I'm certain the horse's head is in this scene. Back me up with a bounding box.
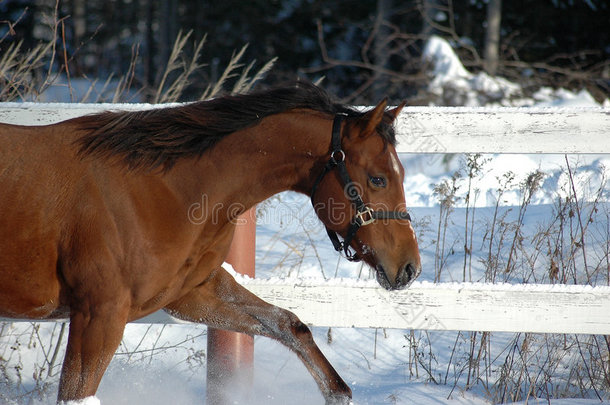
[311,100,421,290]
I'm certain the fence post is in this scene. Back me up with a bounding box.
[206,206,256,404]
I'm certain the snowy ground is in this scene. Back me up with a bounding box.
[1,36,609,404]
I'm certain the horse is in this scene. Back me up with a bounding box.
[0,82,421,404]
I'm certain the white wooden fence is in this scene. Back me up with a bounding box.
[1,103,609,335]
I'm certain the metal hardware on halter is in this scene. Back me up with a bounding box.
[310,113,412,262]
[355,206,376,226]
[330,149,345,163]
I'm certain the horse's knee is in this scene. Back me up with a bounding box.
[266,308,313,345]
[287,312,311,337]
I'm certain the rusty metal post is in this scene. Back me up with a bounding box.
[206,206,256,405]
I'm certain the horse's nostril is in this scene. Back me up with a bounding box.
[376,263,420,290]
[395,263,418,289]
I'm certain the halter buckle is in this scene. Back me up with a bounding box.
[355,206,376,226]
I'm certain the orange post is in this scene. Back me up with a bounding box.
[206,206,256,405]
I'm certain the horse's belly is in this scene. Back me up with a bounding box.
[0,247,63,319]
[0,296,62,319]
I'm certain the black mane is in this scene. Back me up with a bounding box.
[76,82,396,170]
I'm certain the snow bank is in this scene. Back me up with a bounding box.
[533,87,600,107]
[423,35,607,108]
[423,36,521,106]
[423,36,471,86]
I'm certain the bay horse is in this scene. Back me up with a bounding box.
[0,82,421,404]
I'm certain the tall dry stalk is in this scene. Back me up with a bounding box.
[0,40,53,101]
[153,32,276,103]
[432,172,460,282]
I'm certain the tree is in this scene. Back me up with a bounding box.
[483,0,501,76]
[372,0,392,100]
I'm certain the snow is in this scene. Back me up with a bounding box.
[423,36,521,107]
[59,398,101,405]
[423,36,472,87]
[230,260,610,293]
[423,36,607,108]
[33,77,142,103]
[1,101,181,110]
[403,153,610,208]
[532,88,601,107]
[1,36,609,405]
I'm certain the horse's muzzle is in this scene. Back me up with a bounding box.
[376,262,420,291]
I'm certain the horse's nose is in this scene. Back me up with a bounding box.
[394,262,420,290]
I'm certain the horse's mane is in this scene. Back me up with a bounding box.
[75,82,397,171]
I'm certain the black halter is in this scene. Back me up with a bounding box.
[310,114,412,262]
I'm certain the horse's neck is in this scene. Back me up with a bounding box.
[175,111,331,219]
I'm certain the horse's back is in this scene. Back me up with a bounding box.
[0,122,79,214]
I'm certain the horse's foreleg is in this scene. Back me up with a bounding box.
[165,267,352,405]
[57,299,129,402]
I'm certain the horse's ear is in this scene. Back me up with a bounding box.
[357,99,387,138]
[387,101,406,122]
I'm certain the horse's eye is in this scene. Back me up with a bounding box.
[369,175,387,188]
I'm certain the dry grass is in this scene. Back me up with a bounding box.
[0,40,53,101]
[0,21,275,104]
[414,154,610,403]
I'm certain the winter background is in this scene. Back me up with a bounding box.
[1,36,609,405]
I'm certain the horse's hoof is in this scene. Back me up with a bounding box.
[325,393,353,405]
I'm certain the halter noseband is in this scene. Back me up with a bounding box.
[310,114,412,262]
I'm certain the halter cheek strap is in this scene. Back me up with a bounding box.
[310,114,412,262]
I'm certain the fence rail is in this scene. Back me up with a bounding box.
[136,280,610,335]
[394,107,610,154]
[1,103,609,336]
[1,103,609,154]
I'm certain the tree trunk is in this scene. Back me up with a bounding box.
[144,0,156,98]
[72,0,86,45]
[421,0,438,37]
[372,0,392,100]
[484,0,502,76]
[159,0,178,71]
